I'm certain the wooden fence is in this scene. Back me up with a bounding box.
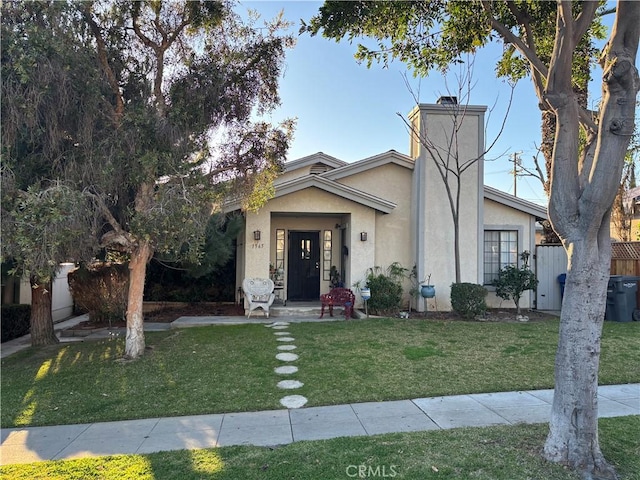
[610,242,640,276]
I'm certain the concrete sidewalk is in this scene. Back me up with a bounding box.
[2,384,638,465]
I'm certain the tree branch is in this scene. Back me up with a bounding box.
[78,3,124,124]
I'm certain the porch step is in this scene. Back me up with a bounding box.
[269,302,355,319]
[270,304,322,318]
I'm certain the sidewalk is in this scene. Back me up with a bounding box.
[2,384,638,465]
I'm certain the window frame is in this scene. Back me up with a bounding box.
[483,226,523,286]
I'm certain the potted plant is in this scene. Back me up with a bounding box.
[420,273,435,299]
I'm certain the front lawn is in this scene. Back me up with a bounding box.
[1,317,638,428]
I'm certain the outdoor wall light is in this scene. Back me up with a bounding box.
[253,230,261,241]
[360,232,367,241]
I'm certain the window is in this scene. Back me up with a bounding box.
[274,229,285,286]
[323,230,332,280]
[484,230,518,284]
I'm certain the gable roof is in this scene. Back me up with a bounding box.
[282,152,347,174]
[224,174,396,214]
[321,150,414,180]
[484,185,547,220]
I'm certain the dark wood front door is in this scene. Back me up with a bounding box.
[288,231,320,301]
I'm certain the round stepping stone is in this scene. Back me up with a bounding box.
[274,332,291,336]
[277,379,304,389]
[280,395,308,409]
[276,337,295,342]
[272,321,290,326]
[272,325,289,330]
[274,365,298,375]
[277,345,297,351]
[276,352,299,362]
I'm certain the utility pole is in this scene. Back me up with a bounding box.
[510,151,523,197]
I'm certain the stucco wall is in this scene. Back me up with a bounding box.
[412,103,486,311]
[276,166,312,184]
[335,163,414,273]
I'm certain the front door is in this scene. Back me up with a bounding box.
[288,231,320,301]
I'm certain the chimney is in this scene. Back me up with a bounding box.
[436,96,457,105]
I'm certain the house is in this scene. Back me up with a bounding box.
[224,99,548,312]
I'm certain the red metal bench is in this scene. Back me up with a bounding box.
[319,287,355,320]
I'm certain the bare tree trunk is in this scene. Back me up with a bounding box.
[124,240,152,359]
[544,223,614,479]
[543,4,639,478]
[29,277,59,346]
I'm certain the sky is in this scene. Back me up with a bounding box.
[240,1,614,206]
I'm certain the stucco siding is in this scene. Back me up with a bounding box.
[276,166,313,184]
[417,107,484,311]
[334,163,413,273]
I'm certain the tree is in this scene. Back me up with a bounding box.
[306,2,639,478]
[76,0,294,359]
[1,1,103,346]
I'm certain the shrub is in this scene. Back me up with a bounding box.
[450,282,488,318]
[1,304,31,342]
[68,263,129,323]
[359,263,406,316]
[493,251,538,316]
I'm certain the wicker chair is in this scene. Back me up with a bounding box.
[242,278,276,318]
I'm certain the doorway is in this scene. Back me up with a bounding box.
[288,231,320,301]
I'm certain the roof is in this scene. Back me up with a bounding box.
[320,150,414,180]
[224,174,396,214]
[484,186,548,220]
[282,152,347,174]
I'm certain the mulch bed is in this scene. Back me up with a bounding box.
[407,308,558,322]
[73,304,557,329]
[73,303,245,329]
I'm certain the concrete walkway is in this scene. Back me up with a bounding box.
[2,384,638,465]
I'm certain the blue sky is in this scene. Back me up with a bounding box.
[242,1,611,206]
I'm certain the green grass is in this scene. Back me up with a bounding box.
[1,318,639,428]
[1,417,638,479]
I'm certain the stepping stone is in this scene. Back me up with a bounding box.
[276,353,299,362]
[277,345,297,351]
[276,337,295,342]
[274,332,291,336]
[280,395,308,409]
[272,325,289,330]
[277,379,304,389]
[273,322,290,326]
[274,365,298,375]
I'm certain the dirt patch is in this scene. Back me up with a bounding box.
[74,303,245,328]
[145,303,244,322]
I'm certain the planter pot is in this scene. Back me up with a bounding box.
[360,287,371,301]
[420,285,435,299]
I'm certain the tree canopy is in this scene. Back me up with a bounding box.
[2,0,296,356]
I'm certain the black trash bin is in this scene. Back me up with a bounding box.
[606,275,638,322]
